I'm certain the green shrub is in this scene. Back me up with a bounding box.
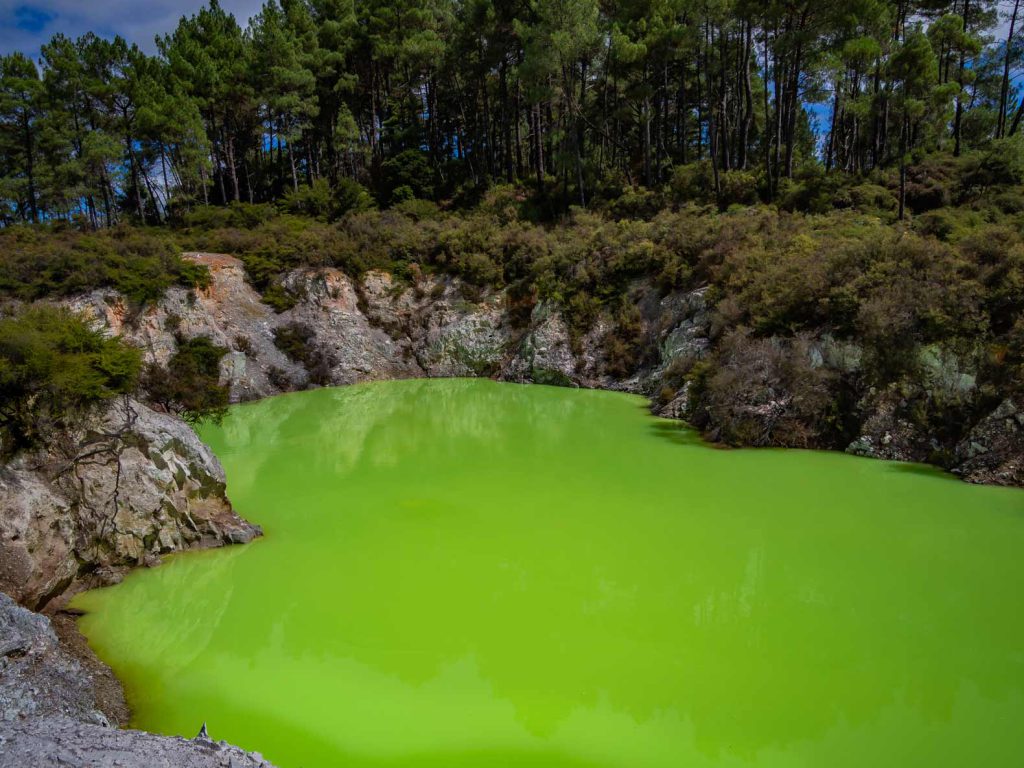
[777,172,846,214]
[848,183,898,218]
[669,162,713,204]
[334,178,376,217]
[273,322,335,385]
[381,150,435,203]
[717,171,759,207]
[966,136,1024,187]
[606,186,664,219]
[280,179,334,220]
[0,304,141,453]
[142,335,229,424]
[392,198,442,221]
[184,203,277,230]
[478,184,527,224]
[261,282,300,312]
[0,226,208,305]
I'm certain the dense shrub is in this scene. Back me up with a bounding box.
[605,186,665,219]
[280,179,335,220]
[846,184,898,219]
[380,150,435,204]
[604,303,648,377]
[142,335,229,424]
[964,136,1024,188]
[183,202,278,230]
[0,305,141,453]
[689,332,838,448]
[0,226,209,305]
[669,162,713,204]
[273,322,335,385]
[334,178,377,217]
[717,171,759,207]
[280,178,376,221]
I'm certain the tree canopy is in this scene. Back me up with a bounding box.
[1,0,1023,223]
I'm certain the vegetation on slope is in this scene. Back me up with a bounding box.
[0,226,209,306]
[0,305,141,455]
[1,142,1021,465]
[142,336,231,425]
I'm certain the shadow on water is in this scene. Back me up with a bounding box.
[880,460,961,482]
[647,420,716,449]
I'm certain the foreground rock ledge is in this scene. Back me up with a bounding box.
[0,592,277,768]
[0,718,276,768]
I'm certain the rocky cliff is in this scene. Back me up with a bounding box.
[0,395,260,611]
[67,252,677,399]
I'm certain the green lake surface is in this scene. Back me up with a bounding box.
[74,379,1024,767]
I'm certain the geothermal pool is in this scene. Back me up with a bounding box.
[75,379,1024,767]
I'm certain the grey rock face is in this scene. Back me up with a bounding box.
[0,593,104,726]
[656,385,692,420]
[1,582,277,767]
[917,344,978,396]
[0,397,260,610]
[505,303,578,386]
[845,386,934,463]
[71,254,715,404]
[69,254,306,402]
[281,267,422,384]
[954,399,1024,486]
[0,717,275,768]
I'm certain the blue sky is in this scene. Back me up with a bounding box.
[0,1,264,57]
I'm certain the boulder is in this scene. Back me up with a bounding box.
[845,386,935,463]
[954,399,1024,486]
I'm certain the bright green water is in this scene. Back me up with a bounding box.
[74,379,1024,767]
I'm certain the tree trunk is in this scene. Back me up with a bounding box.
[226,135,241,202]
[898,113,908,220]
[289,144,300,192]
[998,0,1021,137]
[954,0,971,155]
[20,111,37,223]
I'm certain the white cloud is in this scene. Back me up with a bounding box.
[0,1,265,58]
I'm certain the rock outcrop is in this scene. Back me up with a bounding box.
[71,253,713,402]
[0,718,276,768]
[0,593,275,768]
[845,385,935,464]
[0,396,260,610]
[954,398,1024,486]
[0,592,104,726]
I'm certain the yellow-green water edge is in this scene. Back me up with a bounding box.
[74,379,1024,767]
